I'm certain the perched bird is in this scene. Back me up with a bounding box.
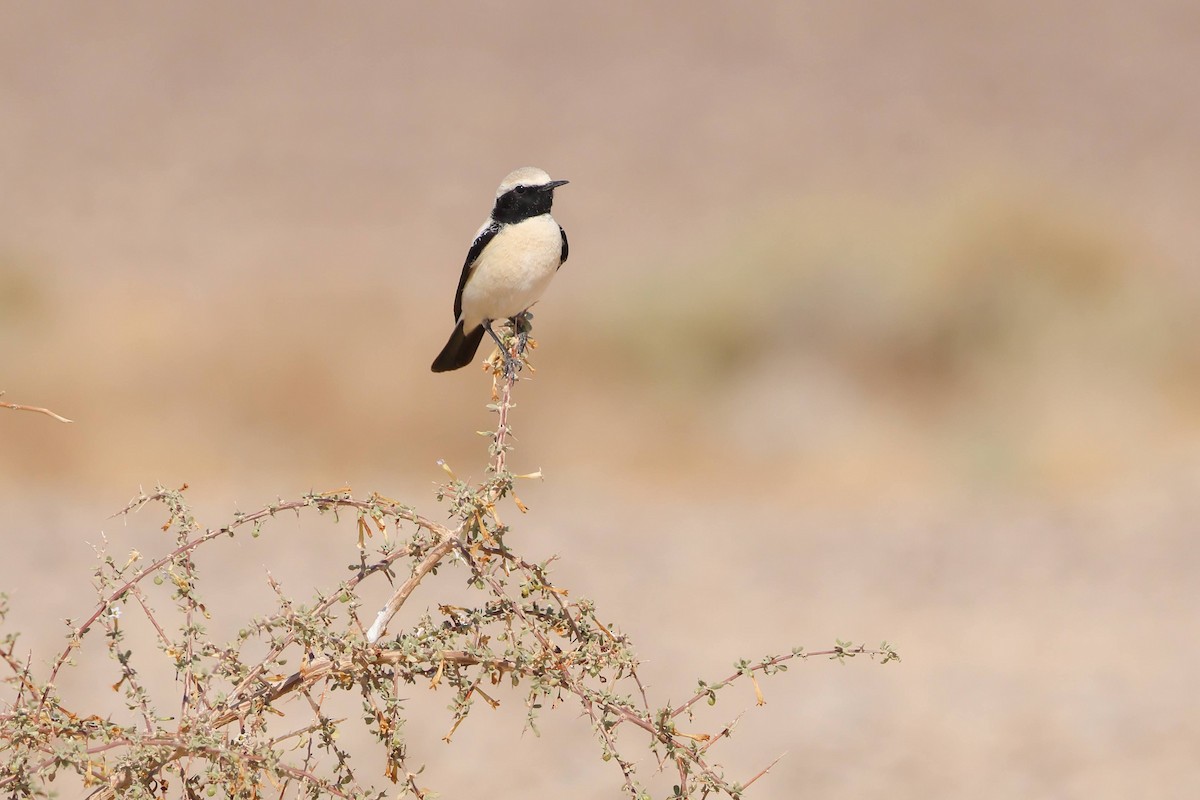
[431,167,569,373]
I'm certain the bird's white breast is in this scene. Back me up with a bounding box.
[459,213,562,328]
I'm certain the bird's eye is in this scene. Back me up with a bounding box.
[514,185,527,194]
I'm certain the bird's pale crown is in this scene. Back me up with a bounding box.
[495,166,556,197]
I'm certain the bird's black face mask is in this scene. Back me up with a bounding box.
[491,184,556,224]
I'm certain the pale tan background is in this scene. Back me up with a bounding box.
[2,2,1199,797]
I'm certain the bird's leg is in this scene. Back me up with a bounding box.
[511,311,533,359]
[483,320,519,379]
[482,319,508,354]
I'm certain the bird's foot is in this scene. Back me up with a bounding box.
[483,315,537,383]
[484,344,522,383]
[503,355,521,381]
[504,313,535,379]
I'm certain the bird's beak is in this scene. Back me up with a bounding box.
[541,179,569,191]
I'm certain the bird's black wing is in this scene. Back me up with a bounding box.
[558,225,569,269]
[453,221,501,321]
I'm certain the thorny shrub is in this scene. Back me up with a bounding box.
[0,335,898,799]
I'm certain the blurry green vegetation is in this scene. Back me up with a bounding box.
[0,256,45,327]
[598,189,1200,399]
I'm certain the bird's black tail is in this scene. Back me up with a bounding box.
[431,322,486,372]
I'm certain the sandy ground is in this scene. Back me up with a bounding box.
[2,3,1199,798]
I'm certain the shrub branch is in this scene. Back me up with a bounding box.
[0,390,73,423]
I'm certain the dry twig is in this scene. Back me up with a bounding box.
[0,390,73,423]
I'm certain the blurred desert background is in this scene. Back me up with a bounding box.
[3,2,1199,797]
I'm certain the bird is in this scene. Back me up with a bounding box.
[431,167,569,374]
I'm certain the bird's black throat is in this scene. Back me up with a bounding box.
[491,186,556,225]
